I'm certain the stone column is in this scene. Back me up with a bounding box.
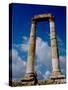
[49,16,61,76]
[21,19,37,85]
[26,20,36,74]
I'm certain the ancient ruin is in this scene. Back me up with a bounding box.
[12,13,65,86]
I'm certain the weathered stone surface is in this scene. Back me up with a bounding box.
[49,18,61,75]
[26,21,36,74]
[21,73,37,86]
[32,13,54,21]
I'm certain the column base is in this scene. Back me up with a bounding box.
[51,70,61,76]
[21,73,38,86]
[49,71,66,84]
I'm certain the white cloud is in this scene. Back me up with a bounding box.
[59,56,66,63]
[16,36,29,52]
[43,70,51,80]
[14,36,51,66]
[20,44,29,52]
[36,37,51,65]
[59,56,66,75]
[11,48,26,80]
[12,36,66,80]
[22,36,28,41]
[35,37,52,76]
[57,36,66,55]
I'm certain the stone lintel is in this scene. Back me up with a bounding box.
[32,13,54,22]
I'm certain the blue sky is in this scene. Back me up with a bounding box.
[11,3,66,80]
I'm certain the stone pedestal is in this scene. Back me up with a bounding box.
[21,73,37,85]
[50,75,65,84]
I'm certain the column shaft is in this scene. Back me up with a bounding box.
[26,20,36,73]
[49,17,60,74]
